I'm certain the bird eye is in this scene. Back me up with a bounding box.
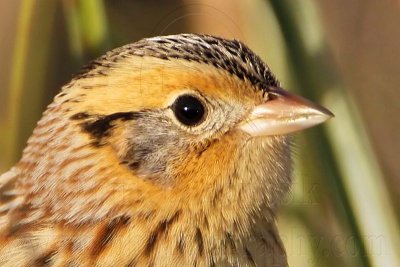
[172,94,206,126]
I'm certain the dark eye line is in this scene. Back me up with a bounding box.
[74,111,142,147]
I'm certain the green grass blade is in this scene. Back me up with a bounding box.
[6,0,35,166]
[268,0,371,266]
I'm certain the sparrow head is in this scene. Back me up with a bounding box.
[21,34,332,223]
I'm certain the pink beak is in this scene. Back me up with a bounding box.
[239,87,334,136]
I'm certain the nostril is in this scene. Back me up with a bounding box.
[267,93,279,101]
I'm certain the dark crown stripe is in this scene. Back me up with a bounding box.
[75,34,279,91]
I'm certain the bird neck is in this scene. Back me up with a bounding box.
[15,103,290,263]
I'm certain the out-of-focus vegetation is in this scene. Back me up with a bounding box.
[0,1,399,266]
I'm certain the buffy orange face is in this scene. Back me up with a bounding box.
[0,34,332,266]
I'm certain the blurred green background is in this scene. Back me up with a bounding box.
[0,1,399,266]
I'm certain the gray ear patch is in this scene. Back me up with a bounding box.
[121,111,185,185]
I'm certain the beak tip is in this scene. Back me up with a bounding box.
[308,106,334,127]
[314,113,333,126]
[317,107,335,120]
[319,106,335,118]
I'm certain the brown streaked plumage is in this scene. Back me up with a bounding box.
[0,34,332,266]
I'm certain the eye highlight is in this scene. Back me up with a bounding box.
[171,94,206,126]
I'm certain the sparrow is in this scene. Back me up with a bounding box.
[0,34,332,266]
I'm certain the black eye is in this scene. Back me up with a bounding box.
[172,95,206,126]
